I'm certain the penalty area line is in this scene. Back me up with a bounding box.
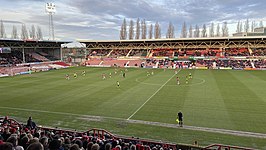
[127,69,181,120]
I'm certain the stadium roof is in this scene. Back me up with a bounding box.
[0,39,70,44]
[0,39,71,49]
[78,36,266,44]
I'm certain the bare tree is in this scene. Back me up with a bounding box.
[36,26,43,40]
[209,22,215,37]
[29,25,36,40]
[259,20,263,27]
[11,25,19,39]
[239,21,243,32]
[128,20,134,40]
[21,24,28,40]
[181,22,187,38]
[236,21,241,33]
[216,23,220,37]
[172,25,175,38]
[202,24,207,37]
[0,20,6,38]
[154,22,161,39]
[123,18,127,39]
[166,22,174,38]
[120,25,124,40]
[189,25,193,38]
[166,22,170,38]
[120,18,127,40]
[238,21,244,33]
[194,24,200,38]
[141,19,147,39]
[135,18,140,39]
[222,22,229,37]
[244,18,249,32]
[251,20,256,32]
[149,24,153,39]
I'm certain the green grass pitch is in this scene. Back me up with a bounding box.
[0,67,266,148]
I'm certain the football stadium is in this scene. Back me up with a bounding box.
[1,37,266,150]
[1,1,266,150]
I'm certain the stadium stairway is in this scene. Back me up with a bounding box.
[107,50,113,57]
[125,61,130,66]
[126,49,133,57]
[248,48,253,55]
[155,61,159,68]
[147,50,152,57]
[251,61,255,68]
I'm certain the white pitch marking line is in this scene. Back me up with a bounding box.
[136,77,205,87]
[0,106,123,121]
[127,69,181,120]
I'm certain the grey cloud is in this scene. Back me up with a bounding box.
[68,0,170,21]
[56,23,118,40]
[61,0,266,39]
[2,0,266,40]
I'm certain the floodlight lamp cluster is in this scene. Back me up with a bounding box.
[45,3,56,14]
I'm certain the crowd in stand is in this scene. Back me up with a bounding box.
[224,48,250,57]
[142,58,266,69]
[85,48,266,58]
[128,50,147,57]
[88,50,111,57]
[152,51,172,57]
[253,60,266,68]
[0,48,265,70]
[0,50,43,66]
[196,59,266,69]
[145,59,157,67]
[196,59,252,68]
[0,51,23,66]
[109,50,130,57]
[251,48,266,56]
[176,49,221,57]
[0,117,176,150]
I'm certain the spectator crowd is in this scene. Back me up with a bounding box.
[0,116,177,150]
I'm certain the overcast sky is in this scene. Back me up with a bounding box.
[1,0,266,41]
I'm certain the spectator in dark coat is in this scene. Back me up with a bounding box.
[26,117,36,130]
[49,139,61,150]
[70,144,79,150]
[0,142,13,150]
[26,142,44,150]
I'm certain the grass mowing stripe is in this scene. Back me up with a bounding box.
[233,71,266,103]
[194,70,235,130]
[127,69,181,120]
[212,70,266,133]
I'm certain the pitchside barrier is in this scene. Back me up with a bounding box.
[0,117,255,150]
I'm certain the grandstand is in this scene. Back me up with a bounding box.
[79,36,266,70]
[0,39,70,76]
